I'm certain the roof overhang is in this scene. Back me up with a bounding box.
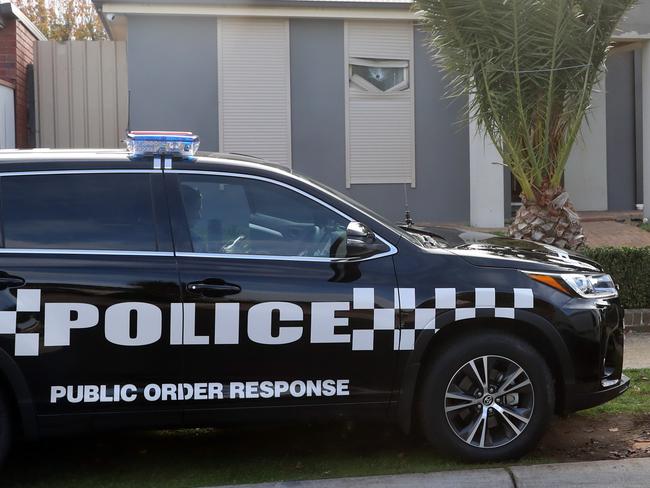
[93,0,650,44]
[0,1,47,40]
[94,0,417,21]
[94,0,418,40]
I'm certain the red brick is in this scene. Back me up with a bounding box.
[0,16,38,148]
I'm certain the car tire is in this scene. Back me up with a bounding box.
[419,331,554,462]
[0,388,12,466]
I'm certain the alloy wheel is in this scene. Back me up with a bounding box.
[444,355,535,449]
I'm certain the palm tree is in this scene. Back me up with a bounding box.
[414,0,636,249]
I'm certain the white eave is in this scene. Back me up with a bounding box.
[0,1,47,40]
[99,2,419,21]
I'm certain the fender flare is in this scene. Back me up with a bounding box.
[0,348,38,439]
[395,310,575,433]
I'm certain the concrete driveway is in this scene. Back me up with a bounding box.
[214,458,650,488]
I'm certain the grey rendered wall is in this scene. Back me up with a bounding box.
[290,20,346,191]
[635,50,645,205]
[619,0,650,37]
[126,16,219,151]
[606,51,638,211]
[290,20,469,224]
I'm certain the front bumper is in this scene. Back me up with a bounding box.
[566,374,630,412]
[559,296,627,413]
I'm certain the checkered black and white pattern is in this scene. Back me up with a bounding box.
[351,287,535,352]
[0,287,535,357]
[0,289,41,356]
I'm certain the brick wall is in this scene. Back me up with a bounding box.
[0,19,17,86]
[0,17,37,148]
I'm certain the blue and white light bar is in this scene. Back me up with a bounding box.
[126,131,200,158]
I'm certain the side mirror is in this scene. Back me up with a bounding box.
[346,222,389,258]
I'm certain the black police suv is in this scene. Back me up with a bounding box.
[0,132,629,464]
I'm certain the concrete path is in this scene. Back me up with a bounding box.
[215,458,650,488]
[624,332,650,369]
[582,221,650,248]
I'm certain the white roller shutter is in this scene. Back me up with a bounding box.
[218,18,292,167]
[0,84,15,149]
[346,20,415,186]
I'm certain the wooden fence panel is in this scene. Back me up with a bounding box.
[36,40,128,148]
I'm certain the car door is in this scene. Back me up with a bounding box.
[0,169,184,430]
[164,164,400,420]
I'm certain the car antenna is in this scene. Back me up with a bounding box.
[403,183,414,227]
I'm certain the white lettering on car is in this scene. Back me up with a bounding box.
[49,379,353,404]
[247,302,304,345]
[1,287,535,357]
[105,302,162,346]
[43,303,99,347]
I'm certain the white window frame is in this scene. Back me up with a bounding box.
[349,58,410,93]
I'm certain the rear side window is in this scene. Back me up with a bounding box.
[1,173,159,251]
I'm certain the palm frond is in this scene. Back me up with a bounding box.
[415,0,636,200]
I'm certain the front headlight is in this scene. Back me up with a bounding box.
[525,272,618,299]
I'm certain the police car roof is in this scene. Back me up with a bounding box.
[0,148,293,175]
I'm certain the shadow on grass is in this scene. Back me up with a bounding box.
[2,421,475,488]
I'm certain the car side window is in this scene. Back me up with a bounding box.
[177,174,349,258]
[0,173,159,251]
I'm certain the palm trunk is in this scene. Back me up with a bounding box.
[507,189,585,250]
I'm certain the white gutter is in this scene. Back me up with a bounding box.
[100,3,420,20]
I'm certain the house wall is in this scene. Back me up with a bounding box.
[126,16,470,223]
[289,19,346,189]
[606,50,638,211]
[0,17,37,148]
[565,77,609,212]
[126,16,219,151]
[619,1,650,38]
[635,50,645,205]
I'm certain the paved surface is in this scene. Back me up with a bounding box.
[509,458,650,488]
[439,211,650,248]
[215,458,650,488]
[579,210,643,222]
[582,221,650,248]
[624,332,650,369]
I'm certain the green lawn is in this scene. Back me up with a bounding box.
[640,223,650,233]
[579,369,650,415]
[2,370,648,488]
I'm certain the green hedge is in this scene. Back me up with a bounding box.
[583,247,650,309]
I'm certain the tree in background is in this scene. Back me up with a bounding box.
[414,0,635,250]
[15,0,106,41]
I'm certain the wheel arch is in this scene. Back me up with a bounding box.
[0,347,38,440]
[396,313,575,434]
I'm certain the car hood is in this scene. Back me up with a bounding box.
[400,224,602,273]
